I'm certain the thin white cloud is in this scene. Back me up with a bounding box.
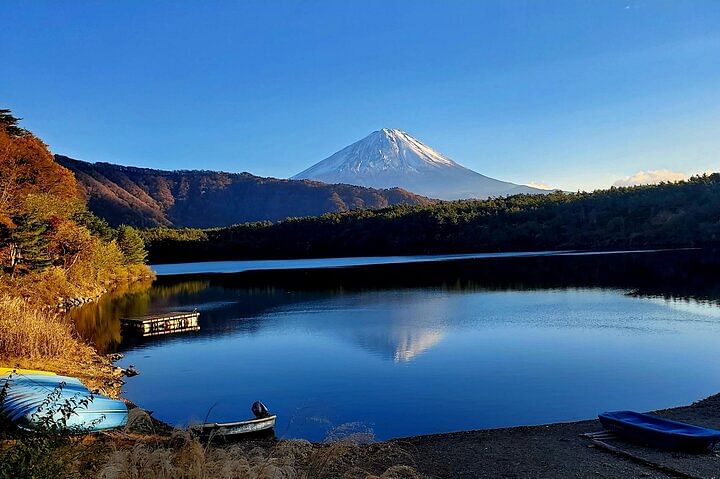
[526,181,554,190]
[612,169,689,187]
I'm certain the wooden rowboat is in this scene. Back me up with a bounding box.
[599,410,720,452]
[196,415,277,437]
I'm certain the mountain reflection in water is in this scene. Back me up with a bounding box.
[70,249,720,357]
[66,249,720,440]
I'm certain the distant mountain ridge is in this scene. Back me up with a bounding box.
[293,128,550,200]
[56,155,431,228]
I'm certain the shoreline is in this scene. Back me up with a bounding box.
[109,390,720,478]
[310,392,720,478]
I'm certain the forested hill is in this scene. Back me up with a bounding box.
[142,174,720,263]
[56,155,431,228]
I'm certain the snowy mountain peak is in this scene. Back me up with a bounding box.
[293,129,456,181]
[293,129,550,200]
[374,128,457,168]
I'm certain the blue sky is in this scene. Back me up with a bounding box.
[1,0,719,191]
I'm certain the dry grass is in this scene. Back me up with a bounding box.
[95,431,426,479]
[0,294,81,359]
[0,293,122,397]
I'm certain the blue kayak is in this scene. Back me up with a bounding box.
[0,373,128,432]
[599,410,720,452]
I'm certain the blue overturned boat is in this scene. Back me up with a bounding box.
[0,372,128,433]
[599,410,720,452]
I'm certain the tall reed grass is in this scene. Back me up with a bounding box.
[0,295,82,359]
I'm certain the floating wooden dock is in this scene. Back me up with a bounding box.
[120,311,200,336]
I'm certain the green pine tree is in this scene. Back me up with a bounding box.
[73,210,116,243]
[0,109,29,137]
[117,225,147,265]
[8,213,52,272]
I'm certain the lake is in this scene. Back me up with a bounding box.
[150,249,668,275]
[71,249,720,441]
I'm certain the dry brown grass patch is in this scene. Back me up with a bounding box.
[0,294,81,359]
[94,432,426,479]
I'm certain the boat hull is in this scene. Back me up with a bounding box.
[198,415,276,437]
[1,374,128,432]
[599,410,720,452]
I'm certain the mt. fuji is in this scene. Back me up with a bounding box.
[292,128,550,200]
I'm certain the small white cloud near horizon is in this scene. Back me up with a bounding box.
[612,169,689,187]
[527,181,554,190]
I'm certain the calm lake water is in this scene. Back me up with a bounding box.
[151,249,664,275]
[71,250,720,441]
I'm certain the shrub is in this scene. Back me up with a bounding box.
[0,432,79,479]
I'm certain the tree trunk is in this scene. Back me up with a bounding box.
[9,242,18,267]
[8,241,20,277]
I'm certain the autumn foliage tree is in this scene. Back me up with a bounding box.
[0,110,80,274]
[0,108,150,303]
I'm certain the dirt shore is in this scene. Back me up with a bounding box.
[345,393,720,478]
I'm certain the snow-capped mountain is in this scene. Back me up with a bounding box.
[292,128,550,200]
